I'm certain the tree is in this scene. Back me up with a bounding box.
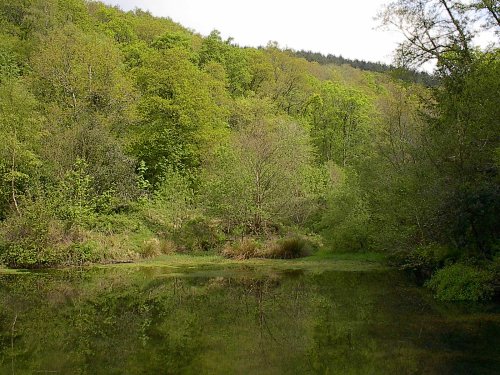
[203,98,322,234]
[199,30,252,96]
[305,81,371,166]
[378,0,475,71]
[261,44,313,115]
[30,24,138,199]
[0,80,43,218]
[31,24,134,121]
[132,46,229,184]
[379,0,500,257]
[321,167,372,252]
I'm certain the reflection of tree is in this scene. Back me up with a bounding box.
[1,268,495,374]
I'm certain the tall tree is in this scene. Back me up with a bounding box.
[0,80,43,218]
[379,0,500,257]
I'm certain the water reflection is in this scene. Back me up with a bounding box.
[0,266,499,374]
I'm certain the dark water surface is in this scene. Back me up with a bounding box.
[0,262,499,374]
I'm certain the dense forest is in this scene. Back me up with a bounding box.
[0,0,498,301]
[293,50,437,86]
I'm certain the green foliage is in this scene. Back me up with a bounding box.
[132,46,229,183]
[0,158,122,268]
[376,0,500,277]
[203,100,323,234]
[0,46,21,82]
[0,0,496,293]
[261,45,313,115]
[143,167,194,229]
[306,80,372,166]
[321,168,371,252]
[396,244,458,273]
[57,157,96,226]
[0,197,74,268]
[0,79,43,219]
[428,51,500,257]
[31,24,134,117]
[426,263,496,302]
[199,30,251,96]
[173,217,223,252]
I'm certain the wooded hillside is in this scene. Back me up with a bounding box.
[0,0,498,301]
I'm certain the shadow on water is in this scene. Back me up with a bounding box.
[0,264,499,374]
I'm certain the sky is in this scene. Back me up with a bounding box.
[101,0,403,65]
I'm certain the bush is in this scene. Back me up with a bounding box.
[0,198,78,268]
[426,263,496,302]
[140,238,177,258]
[141,238,162,258]
[265,236,316,259]
[221,238,260,259]
[173,217,223,252]
[67,241,101,265]
[221,235,317,260]
[393,244,460,283]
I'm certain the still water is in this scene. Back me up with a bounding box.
[0,261,499,374]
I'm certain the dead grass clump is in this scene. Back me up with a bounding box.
[221,238,260,259]
[159,239,178,255]
[141,238,162,258]
[264,236,314,259]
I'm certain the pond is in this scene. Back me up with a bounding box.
[0,259,499,374]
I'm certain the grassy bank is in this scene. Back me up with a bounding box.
[84,251,388,273]
[0,251,387,274]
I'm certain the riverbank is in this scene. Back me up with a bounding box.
[0,251,387,274]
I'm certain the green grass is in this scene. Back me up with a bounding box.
[0,265,25,274]
[1,250,387,274]
[307,250,386,262]
[98,251,387,273]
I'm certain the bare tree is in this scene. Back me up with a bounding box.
[378,0,499,71]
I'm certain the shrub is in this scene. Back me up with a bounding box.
[159,239,178,255]
[173,217,222,252]
[140,238,178,258]
[221,238,260,259]
[221,235,317,260]
[0,199,77,268]
[265,236,316,259]
[67,241,101,265]
[141,238,162,258]
[394,244,460,283]
[426,263,496,302]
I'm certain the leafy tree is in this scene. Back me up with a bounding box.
[132,46,229,184]
[321,167,371,252]
[31,24,134,120]
[379,0,500,258]
[203,99,321,233]
[0,80,43,218]
[261,44,313,115]
[305,81,372,166]
[199,30,252,96]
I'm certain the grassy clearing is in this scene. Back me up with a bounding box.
[307,251,386,262]
[1,250,387,274]
[0,265,25,274]
[100,251,387,274]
